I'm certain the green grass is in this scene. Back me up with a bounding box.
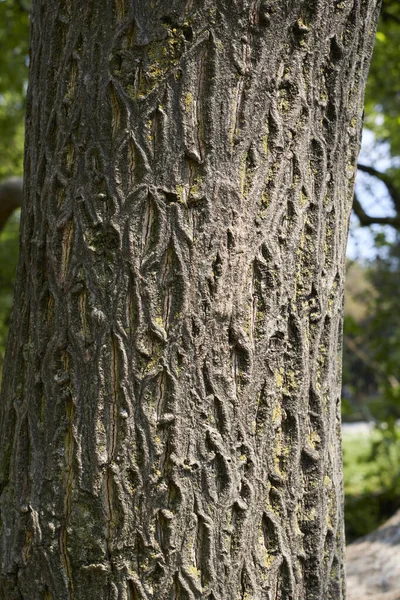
[343,430,378,495]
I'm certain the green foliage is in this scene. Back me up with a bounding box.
[0,1,29,372]
[342,262,379,421]
[343,427,400,542]
[365,239,400,420]
[0,210,20,377]
[343,244,400,540]
[364,1,400,153]
[0,0,29,178]
[341,2,400,537]
[343,241,400,425]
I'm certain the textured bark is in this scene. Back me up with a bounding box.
[0,1,380,599]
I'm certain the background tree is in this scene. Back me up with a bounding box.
[0,0,29,377]
[340,0,400,541]
[0,1,380,599]
[352,0,400,228]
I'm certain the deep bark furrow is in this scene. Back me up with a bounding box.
[0,1,380,599]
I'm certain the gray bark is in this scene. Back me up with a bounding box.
[0,1,380,599]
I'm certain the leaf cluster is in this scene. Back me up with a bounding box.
[365,0,400,156]
[0,0,29,178]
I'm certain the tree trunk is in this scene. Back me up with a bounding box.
[0,1,380,598]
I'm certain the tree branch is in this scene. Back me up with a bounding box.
[352,192,400,228]
[380,8,400,25]
[357,163,400,213]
